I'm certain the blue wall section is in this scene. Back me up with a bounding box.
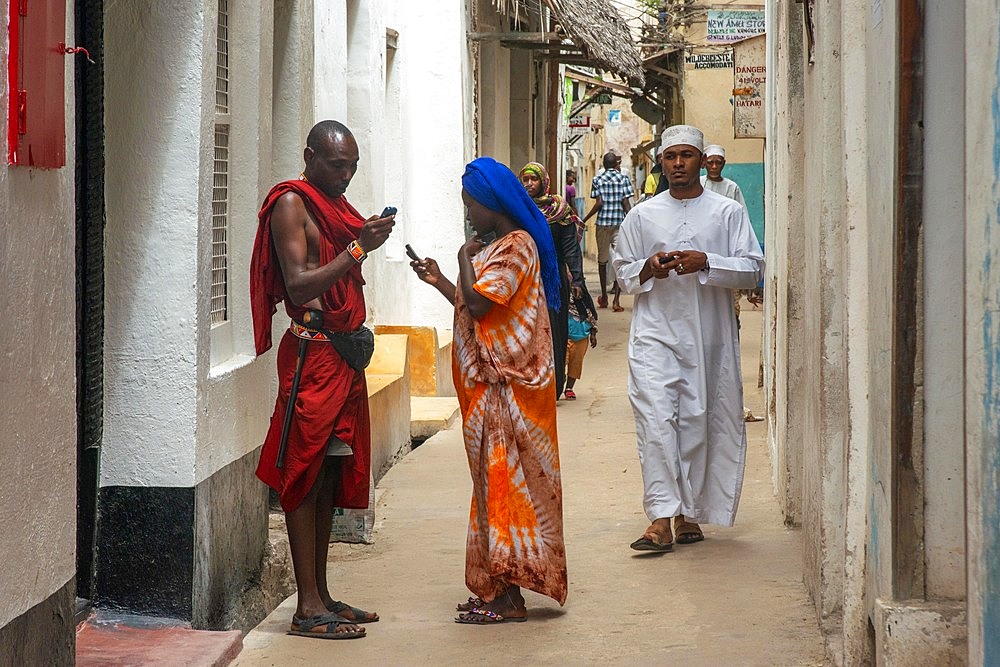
[702,162,765,244]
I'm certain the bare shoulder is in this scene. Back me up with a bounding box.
[272,191,307,225]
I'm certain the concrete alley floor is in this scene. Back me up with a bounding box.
[235,284,828,666]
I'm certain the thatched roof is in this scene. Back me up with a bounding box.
[491,0,646,87]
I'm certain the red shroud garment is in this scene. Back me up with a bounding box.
[250,178,371,512]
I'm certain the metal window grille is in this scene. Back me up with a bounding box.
[216,0,229,113]
[211,125,229,325]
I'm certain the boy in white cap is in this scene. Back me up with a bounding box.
[701,144,748,209]
[611,124,764,552]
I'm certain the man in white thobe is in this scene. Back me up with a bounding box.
[700,144,747,209]
[612,125,764,552]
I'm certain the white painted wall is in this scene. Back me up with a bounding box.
[198,0,279,484]
[0,5,77,629]
[104,1,275,488]
[384,0,472,330]
[103,2,206,487]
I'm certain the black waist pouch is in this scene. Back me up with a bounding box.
[326,325,375,371]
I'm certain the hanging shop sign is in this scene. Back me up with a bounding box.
[567,115,591,136]
[707,10,766,44]
[733,35,766,139]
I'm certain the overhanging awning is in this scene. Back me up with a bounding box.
[485,0,645,87]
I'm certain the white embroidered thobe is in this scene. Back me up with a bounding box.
[611,189,764,526]
[700,175,747,211]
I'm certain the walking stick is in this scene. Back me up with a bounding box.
[276,310,323,469]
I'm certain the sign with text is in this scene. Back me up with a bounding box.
[733,35,766,138]
[707,10,766,44]
[685,52,734,70]
[567,115,591,136]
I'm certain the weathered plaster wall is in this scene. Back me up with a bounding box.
[839,0,874,662]
[763,0,805,526]
[683,65,763,165]
[768,0,978,663]
[0,7,77,630]
[921,0,967,602]
[964,4,1000,664]
[681,0,764,166]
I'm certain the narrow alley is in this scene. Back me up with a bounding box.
[234,266,826,666]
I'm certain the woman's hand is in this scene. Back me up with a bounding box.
[459,235,485,260]
[589,330,598,349]
[410,257,443,286]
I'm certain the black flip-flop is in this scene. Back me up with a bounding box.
[630,536,674,552]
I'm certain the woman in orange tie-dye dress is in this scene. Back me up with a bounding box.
[410,157,568,624]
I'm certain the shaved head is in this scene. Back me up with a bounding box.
[307,120,353,151]
[603,151,620,169]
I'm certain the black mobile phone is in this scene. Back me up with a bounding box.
[404,244,420,261]
[659,254,678,265]
[380,206,397,218]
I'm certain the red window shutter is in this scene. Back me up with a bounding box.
[8,0,66,167]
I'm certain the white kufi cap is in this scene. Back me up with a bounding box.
[660,124,705,153]
[704,144,726,158]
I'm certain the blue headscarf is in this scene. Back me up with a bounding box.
[461,157,561,312]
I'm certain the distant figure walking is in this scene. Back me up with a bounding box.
[519,161,586,399]
[612,125,764,552]
[409,157,568,624]
[583,151,634,312]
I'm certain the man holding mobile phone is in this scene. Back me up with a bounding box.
[611,125,764,553]
[250,120,394,640]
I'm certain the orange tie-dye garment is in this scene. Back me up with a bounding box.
[452,229,568,605]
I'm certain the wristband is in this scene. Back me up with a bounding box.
[348,240,367,263]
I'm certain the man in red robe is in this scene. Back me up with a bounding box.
[250,120,395,639]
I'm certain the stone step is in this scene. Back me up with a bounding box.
[76,613,242,667]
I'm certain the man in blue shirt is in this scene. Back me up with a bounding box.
[583,151,634,311]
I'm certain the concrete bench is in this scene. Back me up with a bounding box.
[373,325,459,440]
[374,325,455,397]
[365,333,411,482]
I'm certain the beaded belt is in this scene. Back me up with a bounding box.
[289,319,329,341]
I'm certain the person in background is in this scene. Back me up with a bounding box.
[564,284,598,401]
[701,144,747,209]
[565,169,577,204]
[642,147,664,200]
[582,151,634,312]
[520,161,586,399]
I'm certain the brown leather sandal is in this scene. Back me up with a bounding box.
[674,515,705,544]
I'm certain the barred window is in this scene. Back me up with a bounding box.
[210,125,229,325]
[216,0,229,113]
[211,0,230,326]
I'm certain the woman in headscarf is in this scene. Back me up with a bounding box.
[519,161,588,399]
[409,157,568,624]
